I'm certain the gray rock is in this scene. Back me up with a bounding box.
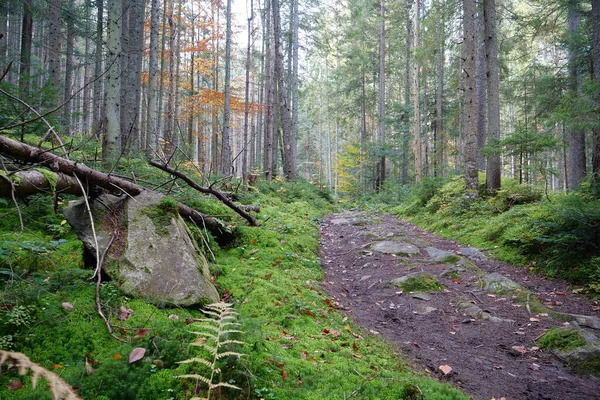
[452,297,514,323]
[458,247,487,260]
[425,247,460,263]
[330,218,350,225]
[372,241,420,255]
[483,272,521,292]
[65,191,219,306]
[440,265,466,278]
[359,275,372,282]
[412,293,432,301]
[415,305,438,315]
[390,271,428,285]
[546,327,600,374]
[564,314,600,330]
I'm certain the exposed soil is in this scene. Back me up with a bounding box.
[319,210,600,400]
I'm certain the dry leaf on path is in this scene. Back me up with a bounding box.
[128,347,146,363]
[439,365,453,375]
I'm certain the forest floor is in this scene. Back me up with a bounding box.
[319,210,600,400]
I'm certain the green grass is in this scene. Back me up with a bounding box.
[538,327,586,351]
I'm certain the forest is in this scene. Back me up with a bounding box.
[1,0,600,399]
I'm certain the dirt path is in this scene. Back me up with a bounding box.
[319,210,600,400]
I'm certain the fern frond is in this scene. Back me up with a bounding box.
[215,351,245,359]
[0,350,82,400]
[177,374,212,385]
[218,340,245,346]
[188,331,218,341]
[177,357,213,368]
[210,381,241,390]
[189,342,217,353]
[194,324,220,333]
[221,329,244,334]
[200,309,222,318]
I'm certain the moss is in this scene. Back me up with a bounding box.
[35,169,58,195]
[141,199,178,236]
[539,327,586,351]
[393,273,445,293]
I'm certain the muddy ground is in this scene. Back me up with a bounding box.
[319,210,600,400]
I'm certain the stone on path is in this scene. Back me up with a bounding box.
[440,265,466,278]
[452,297,514,323]
[372,241,419,255]
[483,272,521,292]
[425,247,460,262]
[330,218,350,225]
[412,293,432,301]
[458,247,488,260]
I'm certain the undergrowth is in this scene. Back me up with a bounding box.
[0,170,467,399]
[365,174,600,295]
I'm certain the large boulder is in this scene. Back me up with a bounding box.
[64,191,219,306]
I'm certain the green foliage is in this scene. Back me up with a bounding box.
[538,327,586,351]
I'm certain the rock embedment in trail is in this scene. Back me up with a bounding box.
[320,210,600,400]
[371,241,420,256]
[64,191,219,306]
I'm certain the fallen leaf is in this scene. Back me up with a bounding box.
[168,314,179,320]
[297,379,303,386]
[282,370,288,381]
[301,351,307,360]
[275,301,281,307]
[529,317,541,322]
[369,329,380,335]
[152,359,164,369]
[128,347,146,363]
[133,329,148,341]
[194,337,207,344]
[439,365,453,375]
[113,353,123,360]
[332,331,341,338]
[119,327,128,336]
[61,302,73,310]
[249,248,259,255]
[8,380,23,391]
[52,363,65,369]
[85,359,95,376]
[513,331,526,335]
[493,365,504,370]
[511,345,528,354]
[353,341,359,350]
[119,306,133,321]
[352,354,362,359]
[529,363,541,371]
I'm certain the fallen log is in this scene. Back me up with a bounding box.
[148,160,259,226]
[0,169,84,197]
[0,135,235,244]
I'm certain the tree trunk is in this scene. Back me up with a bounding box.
[592,0,600,182]
[63,15,75,137]
[291,0,299,181]
[567,2,586,191]
[264,0,274,181]
[48,0,62,90]
[434,2,444,177]
[273,0,294,180]
[403,0,411,184]
[222,0,233,176]
[146,0,160,158]
[242,0,254,190]
[463,0,479,194]
[103,0,123,170]
[485,0,501,192]
[413,0,422,183]
[92,0,104,138]
[18,0,33,141]
[377,0,386,190]
[475,6,487,171]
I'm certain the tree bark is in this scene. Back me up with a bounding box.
[413,0,422,183]
[463,0,479,194]
[592,0,600,182]
[48,0,62,89]
[475,6,487,171]
[103,0,122,170]
[63,14,75,137]
[377,0,386,190]
[434,2,444,177]
[222,0,233,175]
[484,0,501,192]
[242,0,254,190]
[567,2,586,191]
[146,0,160,158]
[92,0,104,138]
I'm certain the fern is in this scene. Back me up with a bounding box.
[0,350,82,400]
[178,302,245,400]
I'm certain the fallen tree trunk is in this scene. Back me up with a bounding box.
[0,169,84,197]
[0,135,235,244]
[148,160,259,226]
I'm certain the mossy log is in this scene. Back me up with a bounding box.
[0,135,235,244]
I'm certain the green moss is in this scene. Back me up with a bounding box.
[35,169,58,195]
[141,199,179,236]
[392,273,445,293]
[539,327,586,351]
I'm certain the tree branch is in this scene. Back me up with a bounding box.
[148,160,259,227]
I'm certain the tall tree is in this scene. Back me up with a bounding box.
[413,0,422,183]
[273,0,294,180]
[103,0,122,169]
[48,0,62,90]
[92,0,104,137]
[484,0,501,192]
[567,0,586,190]
[242,0,255,190]
[463,0,479,194]
[434,0,445,177]
[146,0,160,157]
[222,0,233,175]
[63,13,75,136]
[376,0,386,190]
[592,0,600,183]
